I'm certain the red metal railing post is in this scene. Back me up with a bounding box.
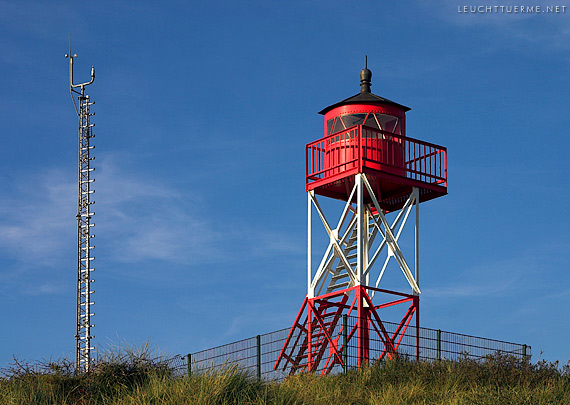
[444,151,447,187]
[305,145,309,186]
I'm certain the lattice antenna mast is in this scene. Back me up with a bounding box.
[65,44,95,373]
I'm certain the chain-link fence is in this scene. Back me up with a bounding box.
[166,316,530,381]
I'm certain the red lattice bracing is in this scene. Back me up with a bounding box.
[274,285,419,375]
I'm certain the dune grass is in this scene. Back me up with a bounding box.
[1,346,568,404]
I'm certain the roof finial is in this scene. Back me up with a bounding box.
[360,55,372,93]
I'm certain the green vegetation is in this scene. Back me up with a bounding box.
[1,346,569,404]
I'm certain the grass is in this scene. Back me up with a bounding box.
[1,346,569,404]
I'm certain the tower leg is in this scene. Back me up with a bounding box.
[308,191,313,298]
[413,187,420,362]
[277,177,423,375]
[308,306,313,372]
[356,285,370,367]
[415,296,420,362]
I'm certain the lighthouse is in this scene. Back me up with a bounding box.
[275,59,447,374]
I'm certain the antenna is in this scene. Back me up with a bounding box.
[66,38,96,374]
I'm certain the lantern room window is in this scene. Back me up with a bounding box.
[327,113,401,136]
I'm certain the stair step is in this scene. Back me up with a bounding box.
[327,281,350,291]
[320,312,338,318]
[310,322,333,329]
[334,262,357,271]
[331,273,349,281]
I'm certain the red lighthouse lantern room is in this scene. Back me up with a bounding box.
[275,59,447,375]
[321,67,408,185]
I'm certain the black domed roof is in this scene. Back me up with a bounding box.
[319,91,411,115]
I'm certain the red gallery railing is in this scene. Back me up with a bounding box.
[306,125,447,189]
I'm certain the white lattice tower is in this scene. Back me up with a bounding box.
[66,47,96,373]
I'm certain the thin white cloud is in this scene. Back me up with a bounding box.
[0,168,75,265]
[94,153,304,267]
[423,254,549,299]
[424,283,511,298]
[420,0,570,55]
[0,152,304,291]
[93,153,233,265]
[515,287,570,317]
[31,282,67,295]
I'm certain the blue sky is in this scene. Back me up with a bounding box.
[0,0,568,367]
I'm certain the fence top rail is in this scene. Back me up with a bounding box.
[420,326,530,347]
[188,327,291,357]
[345,317,529,349]
[188,336,257,357]
[187,321,527,358]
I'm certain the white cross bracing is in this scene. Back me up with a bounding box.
[307,173,420,299]
[76,94,95,373]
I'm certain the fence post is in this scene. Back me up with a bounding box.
[343,314,348,372]
[522,344,527,361]
[187,353,191,377]
[436,330,441,361]
[256,335,261,381]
